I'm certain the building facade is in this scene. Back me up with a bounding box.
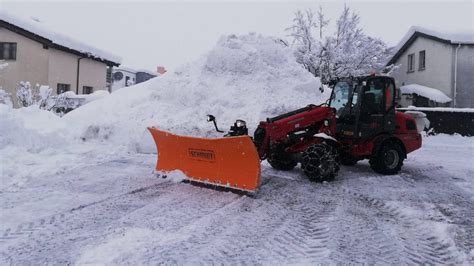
[0,12,120,107]
[387,27,474,108]
[111,67,157,92]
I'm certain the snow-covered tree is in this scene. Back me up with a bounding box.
[287,5,393,83]
[316,6,329,39]
[16,81,34,107]
[37,85,53,109]
[286,9,325,76]
[15,81,55,109]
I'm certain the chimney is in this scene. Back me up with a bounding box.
[157,66,167,75]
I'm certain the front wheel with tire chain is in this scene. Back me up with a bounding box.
[369,141,405,175]
[301,143,339,182]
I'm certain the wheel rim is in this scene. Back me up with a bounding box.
[384,150,399,169]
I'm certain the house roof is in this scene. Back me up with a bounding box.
[386,26,474,65]
[0,11,121,66]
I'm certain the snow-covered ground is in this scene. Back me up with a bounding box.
[1,33,473,264]
[1,134,472,264]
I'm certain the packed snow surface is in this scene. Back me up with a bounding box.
[400,83,452,103]
[0,10,121,64]
[1,133,473,264]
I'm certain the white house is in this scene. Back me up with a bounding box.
[387,26,474,108]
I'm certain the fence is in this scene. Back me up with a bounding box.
[397,107,474,136]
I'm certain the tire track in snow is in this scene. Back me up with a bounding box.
[404,165,474,262]
[141,176,333,265]
[0,181,182,264]
[263,201,334,264]
[342,188,461,264]
[140,194,250,264]
[203,177,335,265]
[0,181,173,245]
[326,188,402,264]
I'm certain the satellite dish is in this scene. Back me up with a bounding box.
[113,71,124,81]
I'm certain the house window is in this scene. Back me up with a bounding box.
[419,50,426,70]
[57,83,70,94]
[0,42,17,60]
[407,53,415,72]
[83,86,93,94]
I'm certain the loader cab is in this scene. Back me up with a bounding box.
[329,76,396,139]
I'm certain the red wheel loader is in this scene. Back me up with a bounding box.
[148,75,422,193]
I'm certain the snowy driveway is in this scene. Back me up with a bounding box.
[1,135,473,264]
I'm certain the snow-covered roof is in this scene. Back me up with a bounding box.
[113,66,157,76]
[114,66,137,74]
[136,69,158,76]
[387,26,474,65]
[0,10,121,65]
[400,83,452,103]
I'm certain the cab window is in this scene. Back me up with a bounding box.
[362,79,384,114]
[330,81,351,115]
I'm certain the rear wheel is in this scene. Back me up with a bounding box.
[267,153,297,171]
[370,141,404,175]
[301,143,339,182]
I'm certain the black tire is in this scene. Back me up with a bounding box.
[369,141,404,175]
[301,143,339,182]
[267,153,297,171]
[340,154,358,166]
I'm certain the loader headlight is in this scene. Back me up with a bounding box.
[235,120,246,128]
[324,119,330,127]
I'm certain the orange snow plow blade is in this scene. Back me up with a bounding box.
[148,127,261,193]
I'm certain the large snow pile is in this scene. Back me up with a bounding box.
[1,33,329,189]
[64,33,330,152]
[400,84,452,103]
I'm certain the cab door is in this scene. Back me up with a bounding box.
[356,77,396,139]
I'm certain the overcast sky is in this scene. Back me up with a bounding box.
[2,1,473,71]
